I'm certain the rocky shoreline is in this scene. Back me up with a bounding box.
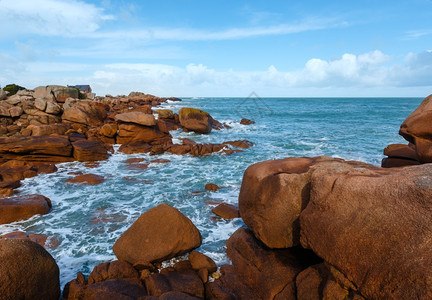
[0,88,431,299]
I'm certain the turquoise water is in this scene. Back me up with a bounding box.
[0,97,422,287]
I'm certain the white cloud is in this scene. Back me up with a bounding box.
[1,50,431,97]
[0,0,114,37]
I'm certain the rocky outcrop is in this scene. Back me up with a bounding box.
[236,156,432,299]
[207,228,317,300]
[62,99,107,126]
[113,204,202,265]
[0,135,73,158]
[211,203,240,220]
[114,111,156,126]
[72,140,110,161]
[0,239,60,299]
[0,194,52,224]
[178,107,213,134]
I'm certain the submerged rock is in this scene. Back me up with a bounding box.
[113,204,202,264]
[65,173,105,185]
[211,203,240,220]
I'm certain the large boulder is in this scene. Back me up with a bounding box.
[72,140,110,161]
[399,94,432,163]
[49,85,79,102]
[116,123,170,144]
[0,194,52,225]
[62,99,107,126]
[178,107,213,134]
[300,160,432,299]
[113,204,202,264]
[115,112,156,126]
[27,124,70,136]
[238,157,323,248]
[0,135,73,157]
[0,239,60,299]
[0,89,7,100]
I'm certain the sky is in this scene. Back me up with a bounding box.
[0,0,431,97]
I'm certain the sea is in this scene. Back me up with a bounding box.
[0,96,423,287]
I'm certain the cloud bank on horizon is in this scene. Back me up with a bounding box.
[0,0,431,97]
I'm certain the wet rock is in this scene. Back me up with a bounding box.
[65,173,105,185]
[156,109,175,119]
[165,144,192,155]
[205,183,220,191]
[223,140,254,149]
[211,203,240,220]
[151,158,170,164]
[178,107,213,134]
[72,139,110,161]
[115,111,156,126]
[156,118,182,133]
[118,141,152,154]
[0,194,52,224]
[113,204,202,264]
[240,118,255,125]
[0,239,60,300]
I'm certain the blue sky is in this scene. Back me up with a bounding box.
[0,0,431,97]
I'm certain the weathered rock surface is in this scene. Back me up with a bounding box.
[115,111,156,126]
[0,135,72,157]
[117,123,170,144]
[300,160,432,299]
[178,107,213,134]
[113,204,202,264]
[207,228,316,300]
[0,239,60,299]
[0,194,52,224]
[62,99,107,126]
[28,123,70,136]
[72,140,110,161]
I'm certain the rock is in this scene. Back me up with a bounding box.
[144,265,204,298]
[0,89,6,100]
[33,86,55,101]
[211,203,240,220]
[165,144,192,155]
[207,228,315,300]
[238,157,321,248]
[223,140,254,149]
[50,86,79,102]
[45,101,62,115]
[117,123,170,144]
[157,119,182,133]
[150,158,170,164]
[156,109,175,119]
[35,97,48,111]
[88,260,139,284]
[9,105,23,117]
[115,112,156,126]
[62,99,107,126]
[381,157,421,168]
[383,143,419,161]
[72,140,110,161]
[65,173,105,185]
[0,239,60,300]
[118,141,152,154]
[0,102,12,116]
[205,183,220,191]
[178,107,213,134]
[240,118,255,125]
[1,231,28,239]
[299,160,432,299]
[99,123,118,138]
[399,94,432,163]
[28,124,70,136]
[113,204,202,264]
[0,135,73,157]
[188,251,217,273]
[0,194,52,224]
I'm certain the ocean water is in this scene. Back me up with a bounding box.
[0,97,423,287]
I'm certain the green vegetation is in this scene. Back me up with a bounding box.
[3,84,25,96]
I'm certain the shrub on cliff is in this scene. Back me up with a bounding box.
[3,84,25,95]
